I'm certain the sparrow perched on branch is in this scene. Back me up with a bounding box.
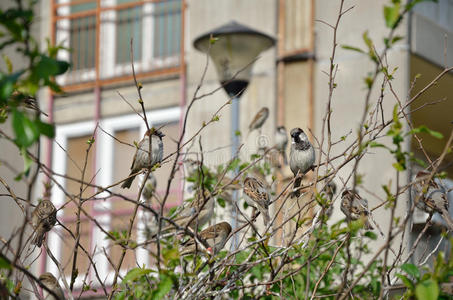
[142,173,157,201]
[289,128,315,197]
[248,107,269,133]
[413,171,453,230]
[165,189,214,231]
[243,177,271,226]
[121,129,164,189]
[340,190,373,230]
[322,181,337,217]
[275,126,288,165]
[179,222,232,256]
[31,199,57,247]
[39,272,64,300]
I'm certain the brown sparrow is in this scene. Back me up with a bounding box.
[179,222,232,256]
[413,171,453,230]
[142,173,157,201]
[165,189,214,231]
[39,272,64,300]
[275,126,288,165]
[121,129,164,189]
[32,199,57,247]
[248,107,269,132]
[340,190,373,230]
[289,128,315,197]
[243,177,271,226]
[322,181,337,217]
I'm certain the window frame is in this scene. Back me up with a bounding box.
[54,0,183,87]
[48,106,181,290]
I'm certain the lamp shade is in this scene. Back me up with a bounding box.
[193,21,275,97]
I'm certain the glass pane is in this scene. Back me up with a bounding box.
[108,217,138,272]
[69,0,96,71]
[116,0,143,64]
[65,134,96,206]
[153,0,182,59]
[61,134,96,277]
[112,128,141,194]
[109,128,141,272]
[60,219,92,277]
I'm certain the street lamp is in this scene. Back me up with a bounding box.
[193,20,275,248]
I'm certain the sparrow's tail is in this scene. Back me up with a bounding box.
[292,176,302,198]
[441,208,453,231]
[32,230,44,247]
[121,174,136,189]
[364,218,374,231]
[259,208,271,227]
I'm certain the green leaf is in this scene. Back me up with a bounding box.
[0,71,23,102]
[395,273,414,290]
[0,256,11,269]
[415,279,439,300]
[401,263,420,279]
[35,119,55,138]
[12,110,39,147]
[2,54,13,73]
[341,45,364,53]
[392,162,405,171]
[217,197,226,208]
[369,142,387,148]
[123,267,152,282]
[151,275,172,300]
[162,248,179,263]
[364,231,377,240]
[384,3,401,28]
[21,148,33,174]
[410,125,444,139]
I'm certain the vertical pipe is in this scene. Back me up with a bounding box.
[41,0,57,275]
[177,0,186,205]
[230,96,240,250]
[275,0,286,245]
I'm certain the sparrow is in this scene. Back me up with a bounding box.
[39,272,64,300]
[289,128,315,197]
[413,171,453,230]
[165,189,214,231]
[179,222,232,256]
[32,199,57,247]
[243,177,271,226]
[275,126,288,165]
[248,107,269,133]
[340,189,373,230]
[322,181,337,217]
[121,129,164,189]
[142,173,157,201]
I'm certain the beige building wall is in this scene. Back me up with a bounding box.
[314,0,411,254]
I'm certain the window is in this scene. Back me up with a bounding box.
[54,0,183,86]
[69,1,97,71]
[48,107,181,291]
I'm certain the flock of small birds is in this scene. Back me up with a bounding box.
[30,107,452,299]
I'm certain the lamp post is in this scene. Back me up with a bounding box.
[193,21,275,248]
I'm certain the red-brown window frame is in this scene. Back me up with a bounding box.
[50,0,186,93]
